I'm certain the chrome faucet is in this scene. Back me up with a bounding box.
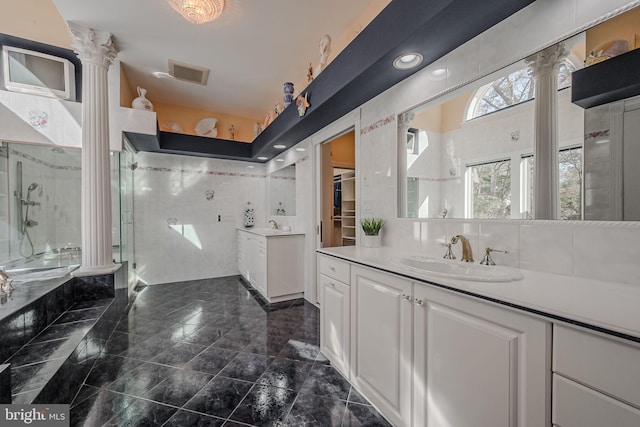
[451,235,474,262]
[268,219,279,230]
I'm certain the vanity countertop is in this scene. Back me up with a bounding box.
[318,246,640,341]
[238,227,305,237]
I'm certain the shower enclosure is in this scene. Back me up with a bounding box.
[0,141,135,288]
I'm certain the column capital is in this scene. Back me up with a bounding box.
[398,112,415,132]
[525,43,567,77]
[69,23,117,69]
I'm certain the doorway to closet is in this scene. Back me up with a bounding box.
[320,130,356,248]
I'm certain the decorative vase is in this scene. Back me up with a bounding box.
[361,234,382,248]
[132,87,154,111]
[244,202,255,228]
[283,82,294,107]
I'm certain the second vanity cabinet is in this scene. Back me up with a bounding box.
[237,229,304,302]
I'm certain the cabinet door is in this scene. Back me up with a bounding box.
[414,285,550,427]
[320,274,350,378]
[237,232,249,280]
[254,240,267,295]
[351,266,412,427]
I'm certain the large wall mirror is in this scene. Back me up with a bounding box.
[398,6,640,221]
[269,163,296,216]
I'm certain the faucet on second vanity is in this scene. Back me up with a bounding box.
[450,235,474,262]
[268,219,279,230]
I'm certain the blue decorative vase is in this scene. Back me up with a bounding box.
[283,82,294,107]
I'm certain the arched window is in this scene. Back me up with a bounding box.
[465,61,576,121]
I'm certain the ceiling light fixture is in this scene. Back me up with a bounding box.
[276,159,285,162]
[257,156,268,161]
[273,144,287,149]
[167,0,225,24]
[152,71,174,79]
[295,147,306,152]
[393,53,423,70]
[430,68,449,80]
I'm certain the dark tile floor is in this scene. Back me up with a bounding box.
[70,276,391,427]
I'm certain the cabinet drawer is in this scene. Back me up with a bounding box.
[553,325,640,407]
[319,255,350,283]
[553,374,640,427]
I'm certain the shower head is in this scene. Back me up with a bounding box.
[27,183,38,192]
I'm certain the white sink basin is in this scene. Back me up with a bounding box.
[398,256,523,282]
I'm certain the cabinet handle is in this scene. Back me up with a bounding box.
[402,294,412,301]
[415,298,424,306]
[330,266,336,272]
[330,282,336,288]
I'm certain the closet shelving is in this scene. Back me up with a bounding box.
[340,170,356,246]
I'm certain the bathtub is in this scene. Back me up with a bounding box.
[1,249,81,283]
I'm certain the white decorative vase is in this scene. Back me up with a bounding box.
[132,87,154,111]
[361,234,382,248]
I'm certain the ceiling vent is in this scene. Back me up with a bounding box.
[168,59,210,85]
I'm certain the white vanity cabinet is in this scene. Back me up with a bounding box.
[237,229,304,302]
[350,265,413,427]
[319,255,351,378]
[413,285,551,427]
[552,325,640,427]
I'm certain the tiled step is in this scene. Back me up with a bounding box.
[7,299,118,404]
[0,263,130,404]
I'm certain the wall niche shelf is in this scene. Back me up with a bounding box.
[572,48,640,109]
[125,0,534,162]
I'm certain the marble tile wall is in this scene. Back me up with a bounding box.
[133,151,268,285]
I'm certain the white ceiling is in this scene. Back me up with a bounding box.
[52,0,385,120]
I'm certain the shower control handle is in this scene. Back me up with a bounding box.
[24,219,38,228]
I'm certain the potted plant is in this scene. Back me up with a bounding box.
[360,218,384,248]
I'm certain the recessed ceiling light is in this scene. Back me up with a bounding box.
[247,165,255,169]
[393,53,423,70]
[295,147,306,152]
[257,156,268,161]
[273,144,287,149]
[276,159,285,162]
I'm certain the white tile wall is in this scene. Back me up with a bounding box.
[133,151,267,285]
[572,224,640,284]
[519,222,574,275]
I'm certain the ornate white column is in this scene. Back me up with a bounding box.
[69,23,118,274]
[525,43,567,220]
